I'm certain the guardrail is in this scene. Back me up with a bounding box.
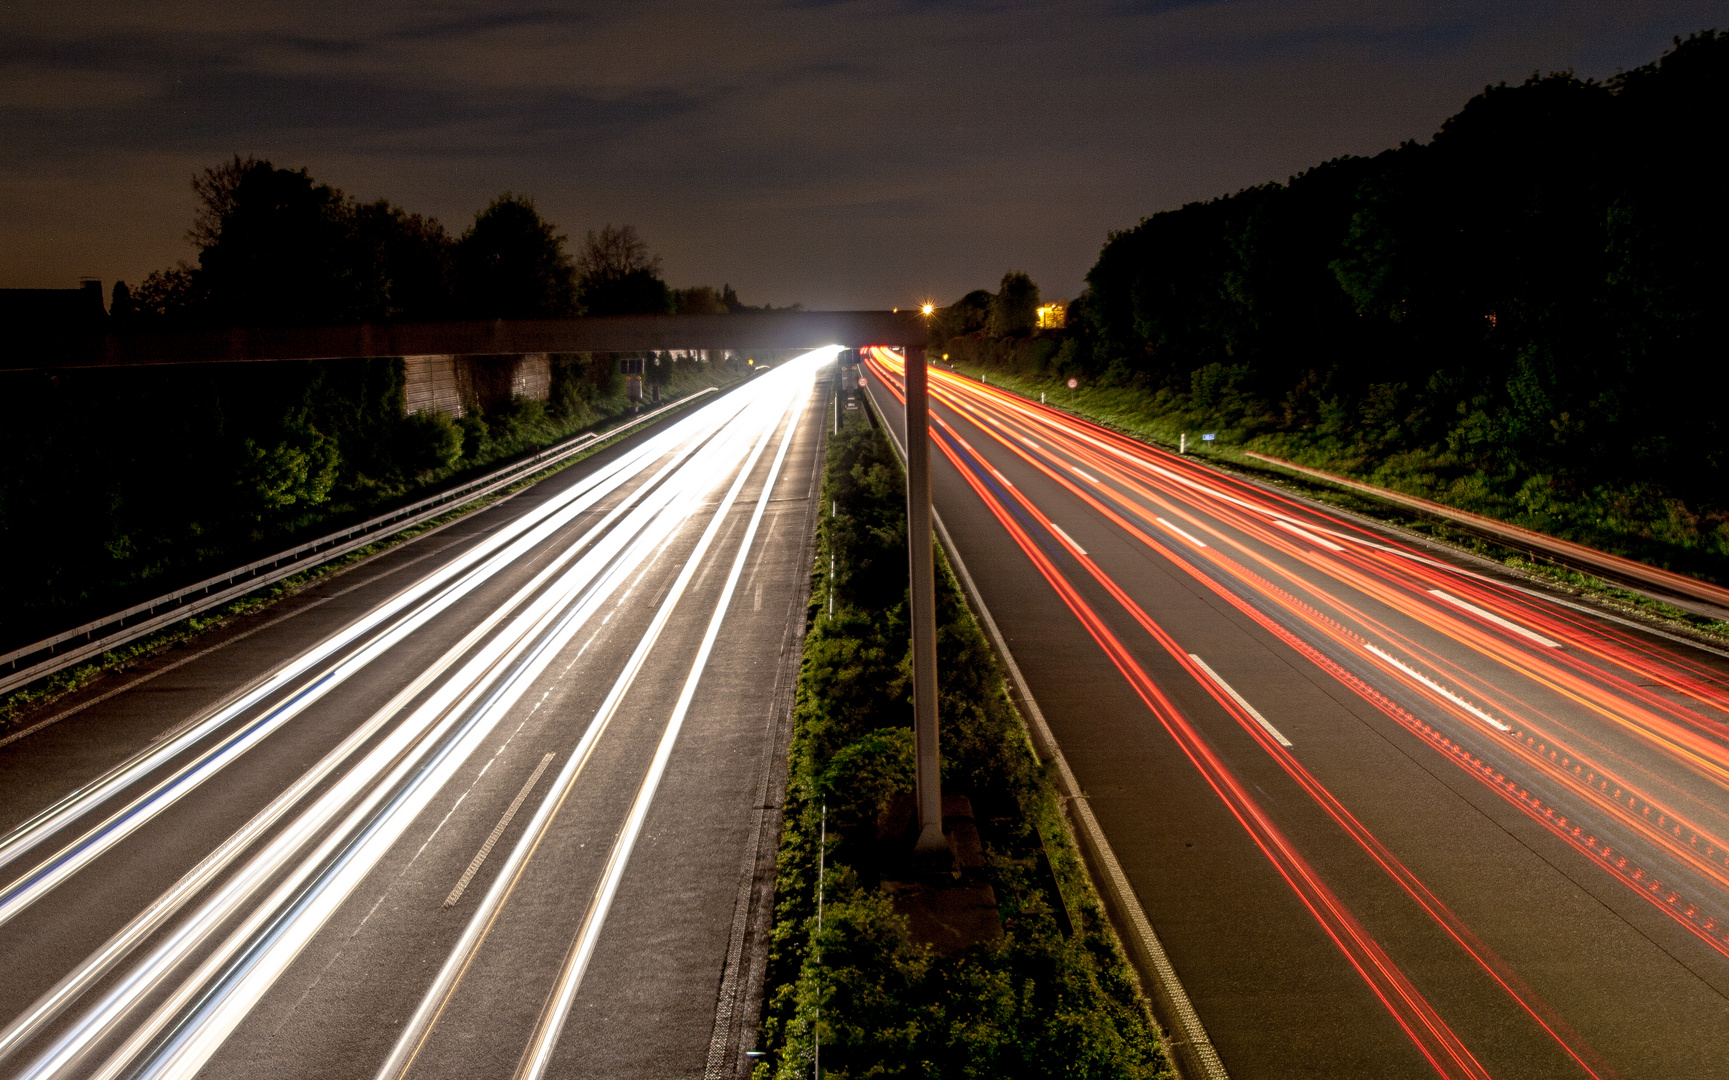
[0,390,716,698]
[1241,450,1729,616]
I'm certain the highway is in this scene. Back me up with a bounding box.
[0,351,831,1080]
[863,349,1729,1080]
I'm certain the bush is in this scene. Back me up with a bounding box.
[755,407,1166,1079]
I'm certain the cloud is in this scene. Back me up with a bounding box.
[2,0,1726,303]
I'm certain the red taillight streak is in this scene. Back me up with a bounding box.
[937,425,1494,1079]
[925,358,1729,717]
[939,375,1729,753]
[869,354,1729,965]
[898,384,1617,1078]
[912,364,1729,873]
[911,367,1729,890]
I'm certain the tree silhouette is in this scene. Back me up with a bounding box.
[576,224,672,316]
[454,193,579,319]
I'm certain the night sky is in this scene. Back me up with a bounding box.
[4,1,1725,309]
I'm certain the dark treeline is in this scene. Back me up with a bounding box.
[937,31,1729,578]
[2,158,773,647]
[111,155,776,326]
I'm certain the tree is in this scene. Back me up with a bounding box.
[987,271,1040,337]
[934,289,992,341]
[194,158,359,327]
[673,285,725,316]
[576,224,672,316]
[351,200,454,321]
[454,193,580,319]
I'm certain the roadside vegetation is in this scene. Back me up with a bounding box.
[0,156,790,649]
[754,406,1166,1078]
[0,387,729,739]
[931,31,1729,591]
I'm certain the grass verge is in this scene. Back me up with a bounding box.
[752,406,1168,1078]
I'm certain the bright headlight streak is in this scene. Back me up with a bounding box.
[0,407,736,1070]
[0,388,759,879]
[17,367,807,1080]
[513,357,813,1080]
[0,389,761,927]
[374,349,825,1080]
[24,461,704,1080]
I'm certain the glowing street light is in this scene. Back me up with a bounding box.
[920,303,934,316]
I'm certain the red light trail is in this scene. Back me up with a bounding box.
[863,347,1729,1078]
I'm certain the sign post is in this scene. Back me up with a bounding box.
[902,345,946,858]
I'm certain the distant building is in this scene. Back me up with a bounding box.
[1035,302,1066,330]
[0,280,107,331]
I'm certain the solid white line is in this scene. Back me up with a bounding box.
[863,381,1226,1080]
[1187,655,1293,747]
[1048,522,1087,555]
[1156,517,1207,549]
[444,753,556,908]
[1363,644,1511,732]
[1427,589,1562,648]
[1273,518,1345,551]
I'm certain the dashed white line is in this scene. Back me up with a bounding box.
[1428,590,1562,648]
[1156,517,1208,548]
[1048,522,1087,555]
[1188,654,1292,747]
[1363,644,1511,732]
[1273,518,1345,551]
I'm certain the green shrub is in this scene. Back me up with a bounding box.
[756,406,1166,1079]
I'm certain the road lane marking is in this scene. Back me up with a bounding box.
[1188,655,1292,747]
[15,378,787,1080]
[374,358,820,1080]
[1048,522,1087,555]
[511,356,811,1080]
[1273,518,1345,551]
[445,753,555,908]
[1427,590,1561,648]
[1156,517,1207,548]
[1363,644,1511,732]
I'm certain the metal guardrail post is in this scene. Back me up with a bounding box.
[903,345,945,856]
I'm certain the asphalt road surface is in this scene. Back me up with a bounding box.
[0,352,831,1080]
[864,349,1729,1080]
